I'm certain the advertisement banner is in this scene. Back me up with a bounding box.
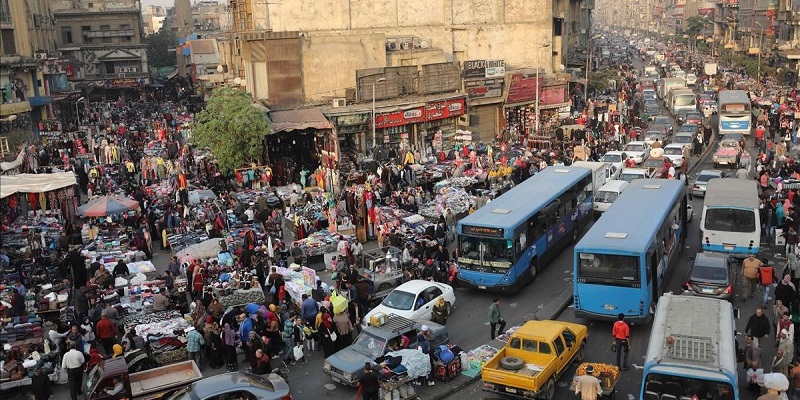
[465,79,504,99]
[375,107,425,129]
[539,87,567,106]
[425,98,465,121]
[106,78,140,88]
[463,60,506,79]
[506,74,542,104]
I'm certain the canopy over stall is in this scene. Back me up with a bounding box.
[0,172,77,198]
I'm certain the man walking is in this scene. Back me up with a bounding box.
[62,343,85,400]
[745,335,762,394]
[95,314,117,356]
[574,364,603,400]
[746,308,771,347]
[612,313,630,370]
[359,362,380,400]
[488,298,506,340]
[742,254,763,300]
[186,326,205,370]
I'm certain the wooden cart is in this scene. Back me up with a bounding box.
[568,363,620,399]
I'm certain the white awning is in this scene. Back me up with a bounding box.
[0,172,77,198]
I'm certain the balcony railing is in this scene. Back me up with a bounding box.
[84,29,135,38]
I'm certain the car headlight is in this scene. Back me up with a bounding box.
[343,372,354,381]
[324,362,332,371]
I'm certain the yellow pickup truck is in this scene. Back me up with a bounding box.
[481,320,588,400]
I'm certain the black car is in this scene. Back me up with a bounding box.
[684,252,735,300]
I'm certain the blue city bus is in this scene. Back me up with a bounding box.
[457,166,594,292]
[573,179,688,323]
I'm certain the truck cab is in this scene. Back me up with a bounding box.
[481,320,588,400]
[86,358,202,400]
[324,314,447,386]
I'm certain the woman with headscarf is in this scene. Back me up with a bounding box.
[332,308,354,352]
[265,313,282,357]
[192,268,206,299]
[190,299,207,329]
[112,344,124,358]
[431,297,448,325]
[319,307,337,358]
[205,321,224,369]
[245,331,264,370]
[223,323,238,371]
[85,348,102,371]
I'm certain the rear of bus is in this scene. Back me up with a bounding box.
[700,179,760,256]
[717,90,752,136]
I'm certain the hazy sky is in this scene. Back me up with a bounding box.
[141,0,177,8]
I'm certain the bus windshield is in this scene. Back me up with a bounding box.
[644,373,734,399]
[704,208,757,233]
[578,253,639,283]
[459,237,515,268]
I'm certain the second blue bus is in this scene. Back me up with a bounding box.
[573,179,688,323]
[457,166,594,292]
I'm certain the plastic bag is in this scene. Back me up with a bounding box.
[293,345,304,360]
[747,368,764,384]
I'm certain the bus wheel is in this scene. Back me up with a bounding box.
[529,259,539,282]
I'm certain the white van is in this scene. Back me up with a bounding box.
[593,179,630,215]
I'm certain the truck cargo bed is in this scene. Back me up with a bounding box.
[130,361,202,396]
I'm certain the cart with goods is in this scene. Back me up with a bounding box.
[569,362,620,399]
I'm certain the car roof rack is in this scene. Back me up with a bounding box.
[378,314,417,334]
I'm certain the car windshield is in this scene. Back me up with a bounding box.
[690,263,729,283]
[601,154,621,163]
[619,172,643,183]
[642,159,664,168]
[381,290,415,310]
[625,144,644,152]
[720,141,739,148]
[679,125,698,133]
[352,331,387,359]
[595,191,619,203]
[645,133,662,140]
[653,117,670,124]
[664,147,683,155]
[696,173,718,183]
[673,135,692,144]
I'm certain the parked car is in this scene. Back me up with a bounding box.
[325,314,448,386]
[671,133,695,154]
[593,180,631,215]
[683,252,735,300]
[678,123,701,136]
[684,111,704,126]
[623,141,651,165]
[362,280,456,328]
[647,123,672,137]
[691,169,727,197]
[166,373,291,400]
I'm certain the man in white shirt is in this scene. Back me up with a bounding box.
[62,343,86,400]
[244,205,255,222]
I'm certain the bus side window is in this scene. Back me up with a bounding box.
[646,247,655,282]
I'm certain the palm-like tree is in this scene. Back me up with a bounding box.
[684,15,709,37]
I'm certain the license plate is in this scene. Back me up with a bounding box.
[723,244,734,250]
[701,287,714,294]
[506,388,517,394]
[479,285,487,289]
[331,377,341,383]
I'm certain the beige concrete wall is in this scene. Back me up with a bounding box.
[386,48,448,67]
[300,33,387,101]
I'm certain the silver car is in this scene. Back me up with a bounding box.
[691,170,727,197]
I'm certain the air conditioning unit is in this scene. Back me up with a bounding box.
[332,98,347,108]
[400,41,413,50]
[386,40,398,51]
[129,66,138,73]
[34,52,47,60]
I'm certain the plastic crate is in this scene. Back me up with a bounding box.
[434,356,461,382]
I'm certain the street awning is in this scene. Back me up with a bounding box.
[0,172,77,198]
[269,108,333,133]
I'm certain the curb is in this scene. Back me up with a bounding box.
[687,127,718,176]
[430,289,574,400]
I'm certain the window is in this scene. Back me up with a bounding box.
[88,2,93,8]
[0,0,11,23]
[704,209,757,233]
[61,26,72,44]
[538,341,552,354]
[562,329,576,347]
[553,336,565,356]
[522,339,538,352]
[424,287,443,304]
[1,28,15,54]
[119,24,130,30]
[509,338,521,349]
[100,25,110,30]
[578,253,640,284]
[102,36,112,43]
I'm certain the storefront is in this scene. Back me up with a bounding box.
[502,72,571,148]
[267,108,335,187]
[463,59,506,143]
[373,96,466,155]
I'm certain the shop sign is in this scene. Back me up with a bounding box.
[506,74,542,104]
[37,120,62,140]
[465,79,504,99]
[375,107,425,129]
[333,113,370,127]
[463,60,506,79]
[539,87,566,106]
[425,98,465,121]
[106,78,141,88]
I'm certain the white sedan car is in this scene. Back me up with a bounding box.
[362,280,455,327]
[623,141,651,165]
[599,151,628,175]
[662,143,687,168]
[685,73,698,86]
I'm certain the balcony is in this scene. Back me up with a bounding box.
[84,29,135,38]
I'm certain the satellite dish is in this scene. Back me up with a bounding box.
[559,64,565,72]
[216,65,224,73]
[419,40,430,49]
[240,79,246,87]
[234,77,242,85]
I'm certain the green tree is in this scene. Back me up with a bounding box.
[144,27,177,68]
[192,88,270,171]
[684,15,709,37]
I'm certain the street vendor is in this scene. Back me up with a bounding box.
[574,365,603,400]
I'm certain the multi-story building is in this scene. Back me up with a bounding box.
[142,5,167,35]
[736,0,778,52]
[193,1,232,33]
[227,0,585,110]
[52,0,150,93]
[0,0,68,139]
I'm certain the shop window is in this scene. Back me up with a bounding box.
[0,0,11,23]
[1,28,15,54]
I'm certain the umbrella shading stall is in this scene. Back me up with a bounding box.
[77,195,140,217]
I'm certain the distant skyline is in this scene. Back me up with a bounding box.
[141,0,175,8]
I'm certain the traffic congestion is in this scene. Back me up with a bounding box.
[3,25,800,400]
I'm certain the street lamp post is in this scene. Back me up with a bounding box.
[753,21,764,81]
[75,97,85,127]
[371,78,387,152]
[535,43,550,134]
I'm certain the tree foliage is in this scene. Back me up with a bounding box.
[192,88,270,171]
[684,15,709,37]
[145,27,178,68]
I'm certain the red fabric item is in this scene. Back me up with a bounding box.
[96,318,116,339]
